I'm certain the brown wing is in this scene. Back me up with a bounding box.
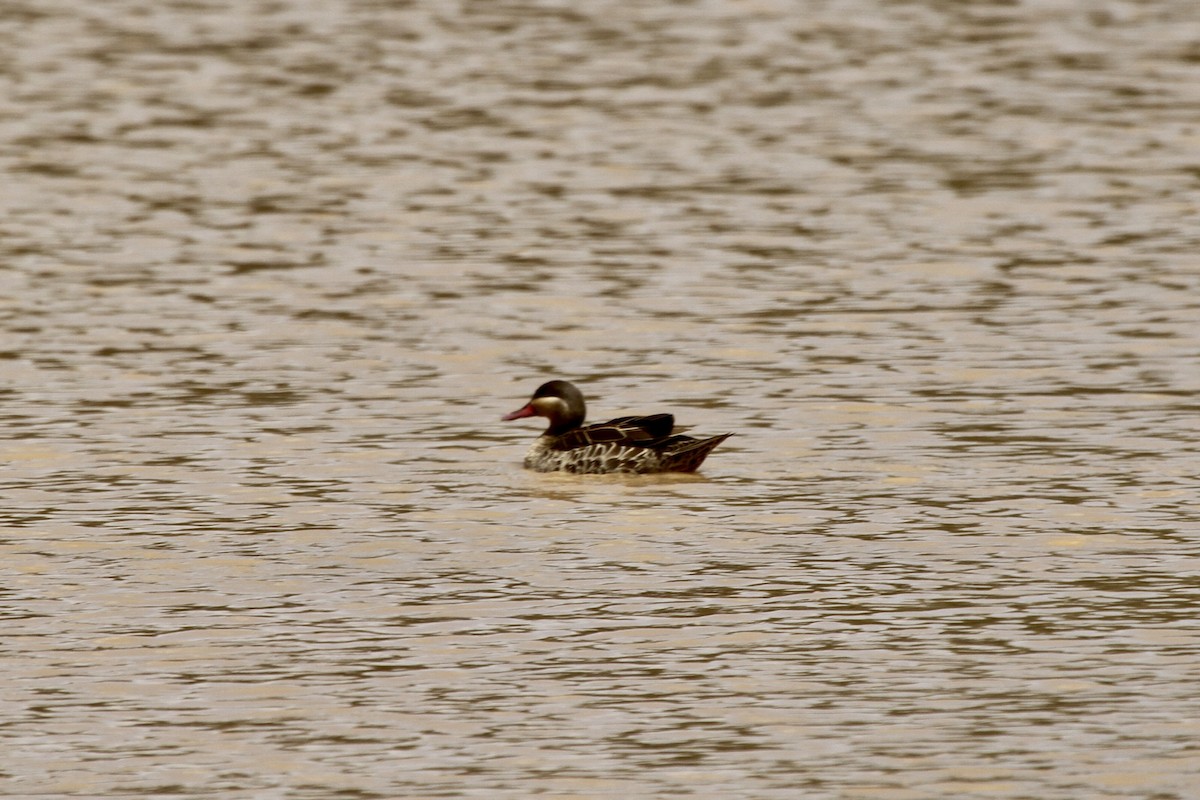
[550,414,676,450]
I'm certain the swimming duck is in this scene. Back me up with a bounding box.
[502,379,732,474]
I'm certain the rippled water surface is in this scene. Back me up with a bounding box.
[4,1,1200,797]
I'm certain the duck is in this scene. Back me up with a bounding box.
[502,379,732,474]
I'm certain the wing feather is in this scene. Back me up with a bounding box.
[549,414,676,450]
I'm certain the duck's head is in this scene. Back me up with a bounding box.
[502,379,586,435]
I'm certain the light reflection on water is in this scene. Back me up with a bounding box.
[3,0,1200,797]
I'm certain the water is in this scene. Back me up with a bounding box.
[3,1,1199,797]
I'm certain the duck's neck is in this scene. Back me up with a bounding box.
[545,418,581,437]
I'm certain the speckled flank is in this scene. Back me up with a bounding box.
[525,439,652,473]
[524,434,731,475]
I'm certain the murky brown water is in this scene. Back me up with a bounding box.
[4,1,1200,797]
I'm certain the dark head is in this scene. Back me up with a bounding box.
[502,380,587,435]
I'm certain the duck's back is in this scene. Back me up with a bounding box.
[552,414,675,449]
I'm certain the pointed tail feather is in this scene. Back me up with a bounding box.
[661,433,733,473]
